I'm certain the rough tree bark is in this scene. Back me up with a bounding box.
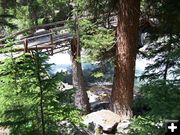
[70,37,90,114]
[110,0,140,119]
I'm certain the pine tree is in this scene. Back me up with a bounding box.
[127,1,180,134]
[110,0,140,119]
[140,0,180,81]
[0,52,81,134]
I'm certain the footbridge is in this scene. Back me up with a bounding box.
[0,20,77,61]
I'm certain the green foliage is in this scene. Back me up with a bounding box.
[0,14,16,28]
[91,71,104,79]
[80,19,115,62]
[84,0,117,23]
[140,35,180,81]
[140,0,180,81]
[130,1,180,134]
[129,80,180,135]
[138,0,180,118]
[0,0,17,34]
[140,80,180,119]
[0,53,81,134]
[0,0,73,32]
[128,116,164,135]
[0,1,179,134]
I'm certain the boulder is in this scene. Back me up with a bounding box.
[87,91,99,103]
[83,110,121,134]
[116,120,131,134]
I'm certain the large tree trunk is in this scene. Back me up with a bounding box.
[110,0,140,119]
[70,37,90,114]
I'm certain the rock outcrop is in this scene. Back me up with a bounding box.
[83,110,121,134]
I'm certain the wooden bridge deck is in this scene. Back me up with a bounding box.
[0,28,73,52]
[0,21,75,61]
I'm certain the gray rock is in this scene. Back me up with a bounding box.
[83,110,121,134]
[87,91,99,103]
[116,120,131,134]
[91,101,110,111]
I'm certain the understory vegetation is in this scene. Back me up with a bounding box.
[0,53,81,134]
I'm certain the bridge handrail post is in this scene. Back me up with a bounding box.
[49,29,54,55]
[24,39,28,53]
